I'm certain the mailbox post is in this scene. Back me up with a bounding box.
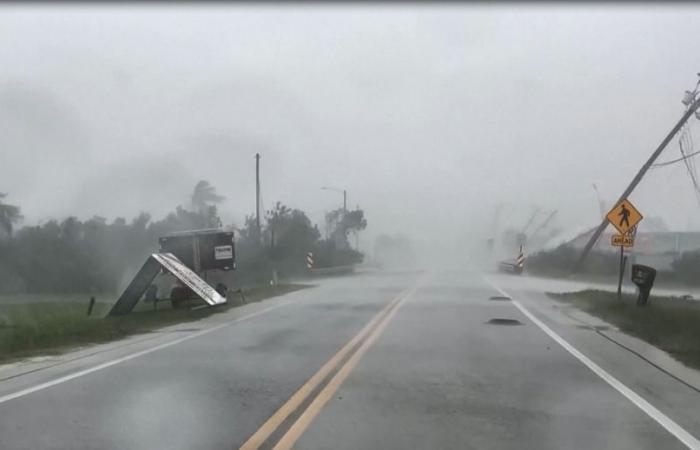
[631,264,656,306]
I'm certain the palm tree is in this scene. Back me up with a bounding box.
[0,193,22,235]
[190,180,224,213]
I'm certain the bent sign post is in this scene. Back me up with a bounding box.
[606,200,643,300]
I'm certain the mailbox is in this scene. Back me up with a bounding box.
[631,264,656,306]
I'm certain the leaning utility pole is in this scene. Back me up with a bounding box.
[574,93,700,272]
[255,153,261,238]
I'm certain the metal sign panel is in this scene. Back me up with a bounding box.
[108,253,226,316]
[611,234,635,247]
[153,253,226,306]
[214,245,233,260]
[606,199,643,235]
[108,256,163,316]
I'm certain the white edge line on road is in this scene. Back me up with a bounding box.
[484,278,700,450]
[0,301,293,405]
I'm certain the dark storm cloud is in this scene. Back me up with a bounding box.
[2,4,700,258]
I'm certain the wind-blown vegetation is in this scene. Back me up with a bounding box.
[0,181,366,295]
[670,250,700,286]
[526,245,619,277]
[0,193,22,236]
[527,244,700,287]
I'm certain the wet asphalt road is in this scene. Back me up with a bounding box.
[0,270,698,449]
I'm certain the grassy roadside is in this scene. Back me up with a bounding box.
[548,289,700,370]
[0,283,310,364]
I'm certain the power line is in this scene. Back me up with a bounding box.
[574,88,700,272]
[651,148,700,167]
[680,125,700,205]
[651,119,700,204]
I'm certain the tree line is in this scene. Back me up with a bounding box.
[0,181,366,295]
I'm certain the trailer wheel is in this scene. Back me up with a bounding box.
[215,283,228,298]
[170,286,189,308]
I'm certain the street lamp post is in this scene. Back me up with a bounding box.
[321,186,347,212]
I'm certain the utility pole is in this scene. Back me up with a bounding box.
[255,153,261,239]
[321,186,350,249]
[354,203,359,249]
[574,93,700,272]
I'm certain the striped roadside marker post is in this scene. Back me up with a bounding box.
[306,252,314,270]
[516,245,526,269]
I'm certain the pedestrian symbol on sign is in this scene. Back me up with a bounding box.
[618,203,631,228]
[606,200,642,235]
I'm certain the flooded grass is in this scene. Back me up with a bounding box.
[548,289,700,370]
[0,284,310,363]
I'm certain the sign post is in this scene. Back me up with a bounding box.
[617,246,626,300]
[606,200,643,301]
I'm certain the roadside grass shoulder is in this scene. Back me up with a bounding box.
[0,283,310,363]
[548,289,700,370]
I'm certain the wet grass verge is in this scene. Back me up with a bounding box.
[548,289,700,370]
[0,284,310,364]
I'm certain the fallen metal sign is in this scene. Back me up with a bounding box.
[153,253,226,306]
[108,252,226,316]
[611,234,635,247]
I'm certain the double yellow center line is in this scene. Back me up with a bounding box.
[240,282,421,450]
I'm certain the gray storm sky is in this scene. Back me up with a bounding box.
[2,3,700,252]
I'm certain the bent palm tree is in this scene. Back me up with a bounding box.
[0,193,22,235]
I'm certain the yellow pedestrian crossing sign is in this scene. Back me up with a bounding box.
[606,199,642,235]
